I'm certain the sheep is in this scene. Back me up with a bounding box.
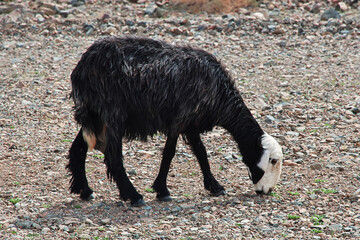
[67,36,283,206]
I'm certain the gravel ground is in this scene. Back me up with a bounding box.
[1,0,360,239]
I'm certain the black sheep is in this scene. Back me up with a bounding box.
[67,36,283,206]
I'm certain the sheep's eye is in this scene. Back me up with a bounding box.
[270,158,278,165]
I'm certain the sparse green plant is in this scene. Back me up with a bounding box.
[93,154,104,159]
[311,214,325,224]
[235,223,242,227]
[61,139,72,143]
[27,233,40,238]
[191,172,197,176]
[9,198,21,205]
[268,192,280,198]
[183,194,192,197]
[74,204,82,209]
[98,227,105,231]
[11,230,17,234]
[311,229,323,234]
[288,214,300,220]
[289,191,299,196]
[314,179,327,183]
[219,166,224,170]
[145,188,155,193]
[43,203,51,208]
[308,188,336,194]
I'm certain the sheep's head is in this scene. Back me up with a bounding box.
[247,133,283,194]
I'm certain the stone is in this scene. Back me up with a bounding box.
[101,218,111,225]
[252,12,266,21]
[337,2,348,11]
[310,163,322,170]
[328,224,343,231]
[321,8,340,21]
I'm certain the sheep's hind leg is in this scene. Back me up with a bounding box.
[185,131,225,197]
[152,135,178,202]
[66,128,94,200]
[104,127,145,207]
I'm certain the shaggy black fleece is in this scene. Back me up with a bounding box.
[68,36,265,205]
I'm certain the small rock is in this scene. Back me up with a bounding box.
[337,2,348,11]
[41,227,50,234]
[321,8,340,21]
[310,163,322,170]
[309,194,318,200]
[16,220,33,229]
[36,14,45,23]
[127,169,137,176]
[328,224,343,231]
[79,234,90,239]
[22,100,32,105]
[101,218,111,225]
[265,115,276,124]
[252,12,266,21]
[351,108,360,114]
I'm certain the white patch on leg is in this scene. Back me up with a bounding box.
[254,133,283,193]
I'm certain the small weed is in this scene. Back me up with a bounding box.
[289,191,299,196]
[288,214,300,220]
[183,194,192,197]
[324,123,332,129]
[9,198,21,205]
[145,188,155,193]
[11,230,17,234]
[43,203,51,208]
[191,172,197,176]
[27,233,40,238]
[322,189,336,194]
[311,214,326,225]
[219,166,225,170]
[10,125,15,129]
[311,229,323,234]
[74,204,82,209]
[93,154,104,159]
[85,168,93,173]
[14,181,20,185]
[235,223,242,227]
[268,192,280,198]
[308,188,336,194]
[314,179,327,183]
[61,139,72,143]
[98,227,105,231]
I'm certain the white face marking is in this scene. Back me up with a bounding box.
[254,133,283,193]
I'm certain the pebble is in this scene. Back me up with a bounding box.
[101,219,111,225]
[310,163,322,170]
[321,8,340,21]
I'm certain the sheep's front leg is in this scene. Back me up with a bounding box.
[185,131,225,196]
[152,135,178,201]
[66,128,94,200]
[104,128,145,206]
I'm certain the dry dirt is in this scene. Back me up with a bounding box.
[1,0,360,239]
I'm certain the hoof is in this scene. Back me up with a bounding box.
[157,195,172,202]
[85,193,95,200]
[213,190,226,197]
[131,199,146,207]
[80,191,94,201]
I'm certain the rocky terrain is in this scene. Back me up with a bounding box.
[1,0,359,239]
